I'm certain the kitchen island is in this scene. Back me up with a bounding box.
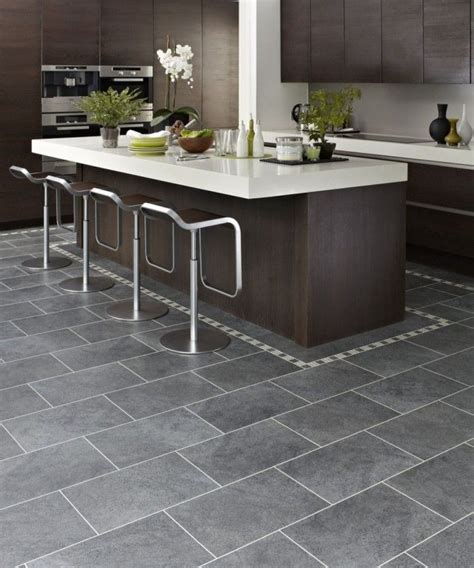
[32,136,408,347]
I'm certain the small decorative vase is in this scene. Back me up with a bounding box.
[457,104,472,146]
[445,119,462,147]
[429,104,451,145]
[101,127,120,148]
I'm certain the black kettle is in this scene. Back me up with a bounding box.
[291,103,310,124]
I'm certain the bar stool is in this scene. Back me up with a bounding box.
[8,166,72,271]
[141,203,242,354]
[90,189,170,321]
[46,176,114,293]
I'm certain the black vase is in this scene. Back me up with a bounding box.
[429,104,451,145]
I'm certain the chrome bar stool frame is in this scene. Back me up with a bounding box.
[46,176,114,293]
[141,203,242,354]
[90,188,169,321]
[9,166,72,271]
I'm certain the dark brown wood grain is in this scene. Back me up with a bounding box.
[281,0,311,82]
[382,0,423,83]
[310,0,345,83]
[42,0,101,65]
[424,0,471,84]
[101,0,154,66]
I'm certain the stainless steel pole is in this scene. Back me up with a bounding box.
[190,230,199,343]
[43,182,50,269]
[82,195,89,287]
[133,211,141,313]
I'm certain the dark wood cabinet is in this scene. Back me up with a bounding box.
[424,0,471,84]
[472,0,474,82]
[43,0,100,65]
[101,0,154,66]
[345,0,382,83]
[281,0,310,82]
[310,0,345,82]
[382,0,423,83]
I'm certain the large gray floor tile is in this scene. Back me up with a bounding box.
[442,292,474,313]
[88,407,220,468]
[378,553,424,567]
[429,282,473,297]
[443,386,474,413]
[419,303,473,322]
[169,469,326,557]
[0,492,94,568]
[32,363,144,406]
[0,284,59,307]
[13,307,100,335]
[347,341,441,377]
[1,271,68,290]
[387,444,474,522]
[10,235,65,248]
[462,316,474,328]
[73,318,159,343]
[405,274,429,290]
[0,329,85,363]
[408,324,474,355]
[206,532,323,567]
[0,301,43,323]
[423,348,474,385]
[370,402,474,459]
[273,360,378,402]
[189,382,307,433]
[0,266,26,280]
[405,287,455,308]
[284,484,448,568]
[0,438,115,509]
[410,515,474,568]
[0,254,35,269]
[356,367,465,413]
[0,384,49,421]
[107,371,222,419]
[4,396,131,452]
[0,425,23,460]
[0,248,44,260]
[278,392,398,445]
[28,512,212,568]
[0,321,25,341]
[194,352,298,391]
[32,291,111,313]
[64,453,217,533]
[182,419,317,485]
[54,335,154,371]
[280,432,420,503]
[0,354,69,389]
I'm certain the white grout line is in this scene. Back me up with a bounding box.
[404,551,429,567]
[366,431,424,462]
[81,437,119,471]
[275,467,331,505]
[27,383,54,409]
[164,510,217,559]
[185,406,225,435]
[176,451,222,488]
[102,395,136,421]
[281,531,329,567]
[60,490,99,536]
[0,423,29,455]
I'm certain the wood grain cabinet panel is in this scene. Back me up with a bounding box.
[382,0,423,83]
[344,0,382,82]
[43,0,100,65]
[472,0,474,82]
[202,0,239,128]
[101,0,154,66]
[424,0,471,84]
[281,0,311,82]
[310,0,345,82]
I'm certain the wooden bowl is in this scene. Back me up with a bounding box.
[178,136,214,154]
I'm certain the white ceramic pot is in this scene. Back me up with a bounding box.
[457,104,473,146]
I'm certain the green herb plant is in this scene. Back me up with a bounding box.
[76,87,146,128]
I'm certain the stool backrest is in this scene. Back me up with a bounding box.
[90,188,127,211]
[46,175,73,195]
[9,166,40,184]
[89,188,122,252]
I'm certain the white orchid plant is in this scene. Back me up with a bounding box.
[152,37,200,128]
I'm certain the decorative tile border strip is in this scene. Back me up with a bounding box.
[406,268,474,293]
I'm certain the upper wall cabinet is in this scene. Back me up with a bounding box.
[382,0,423,83]
[101,0,154,66]
[281,0,311,82]
[43,0,100,65]
[311,0,344,83]
[345,0,382,83]
[472,0,474,82]
[424,0,471,83]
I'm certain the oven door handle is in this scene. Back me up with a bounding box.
[112,78,145,83]
[57,125,91,131]
[121,124,145,128]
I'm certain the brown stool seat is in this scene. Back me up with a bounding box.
[178,208,222,225]
[119,194,162,211]
[66,182,108,196]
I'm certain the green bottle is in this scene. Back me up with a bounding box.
[247,114,255,157]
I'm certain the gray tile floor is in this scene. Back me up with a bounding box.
[0,226,472,567]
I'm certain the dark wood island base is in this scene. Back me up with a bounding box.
[80,166,406,348]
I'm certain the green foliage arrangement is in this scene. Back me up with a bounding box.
[77,88,146,129]
[180,129,214,138]
[305,86,362,143]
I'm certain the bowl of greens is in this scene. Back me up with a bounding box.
[178,129,214,154]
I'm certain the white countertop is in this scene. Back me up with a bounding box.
[32,137,407,200]
[264,130,474,170]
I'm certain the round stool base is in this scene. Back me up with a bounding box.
[59,276,114,293]
[107,299,168,321]
[160,327,230,355]
[22,257,71,271]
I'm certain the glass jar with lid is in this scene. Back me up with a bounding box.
[276,136,304,162]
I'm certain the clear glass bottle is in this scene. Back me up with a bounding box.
[276,136,303,162]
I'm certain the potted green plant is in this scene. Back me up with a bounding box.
[305,86,361,159]
[77,87,146,148]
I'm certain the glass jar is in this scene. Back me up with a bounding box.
[276,136,304,162]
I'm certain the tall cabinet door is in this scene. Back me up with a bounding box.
[382,0,423,83]
[344,0,382,82]
[43,0,100,65]
[311,0,345,83]
[281,0,310,82]
[424,0,471,84]
[101,0,154,66]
